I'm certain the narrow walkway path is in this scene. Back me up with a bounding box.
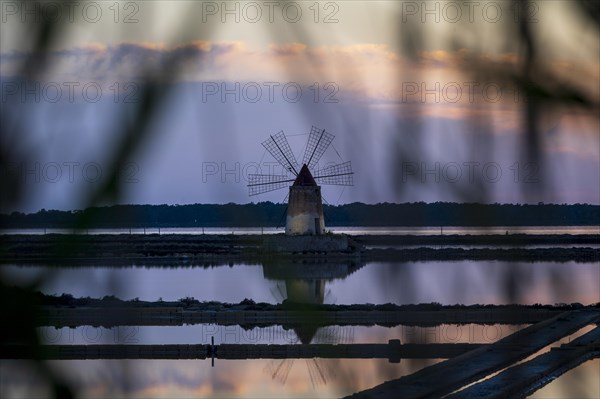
[344,309,600,399]
[447,326,600,399]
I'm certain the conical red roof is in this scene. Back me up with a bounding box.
[293,164,317,186]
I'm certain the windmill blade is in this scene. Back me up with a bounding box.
[261,131,299,175]
[313,326,334,344]
[248,174,294,196]
[278,359,294,383]
[306,358,328,387]
[267,359,295,384]
[313,161,354,186]
[302,126,335,170]
[313,325,353,344]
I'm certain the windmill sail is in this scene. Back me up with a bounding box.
[261,131,299,175]
[248,174,294,196]
[302,126,335,170]
[313,161,353,186]
[249,126,353,199]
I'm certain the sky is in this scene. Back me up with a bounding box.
[1,1,599,212]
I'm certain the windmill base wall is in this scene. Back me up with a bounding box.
[285,186,325,235]
[263,234,350,252]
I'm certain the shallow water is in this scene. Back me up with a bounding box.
[0,358,440,398]
[1,356,598,398]
[366,244,600,249]
[3,261,598,305]
[36,324,524,346]
[1,237,598,398]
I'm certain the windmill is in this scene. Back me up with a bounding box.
[248,126,353,235]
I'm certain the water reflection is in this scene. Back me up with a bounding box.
[0,358,437,398]
[1,260,598,305]
[262,260,363,385]
[2,258,599,397]
[262,260,363,305]
[2,355,598,397]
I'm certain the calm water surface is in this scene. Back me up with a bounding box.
[3,261,598,305]
[1,230,598,398]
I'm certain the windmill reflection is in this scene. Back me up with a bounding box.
[261,260,363,386]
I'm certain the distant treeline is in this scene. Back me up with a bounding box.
[1,202,599,228]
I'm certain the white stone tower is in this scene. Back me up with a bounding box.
[286,164,325,235]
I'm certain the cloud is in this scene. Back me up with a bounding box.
[0,41,247,82]
[3,41,597,128]
[269,42,307,56]
[1,40,402,81]
[2,41,597,142]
